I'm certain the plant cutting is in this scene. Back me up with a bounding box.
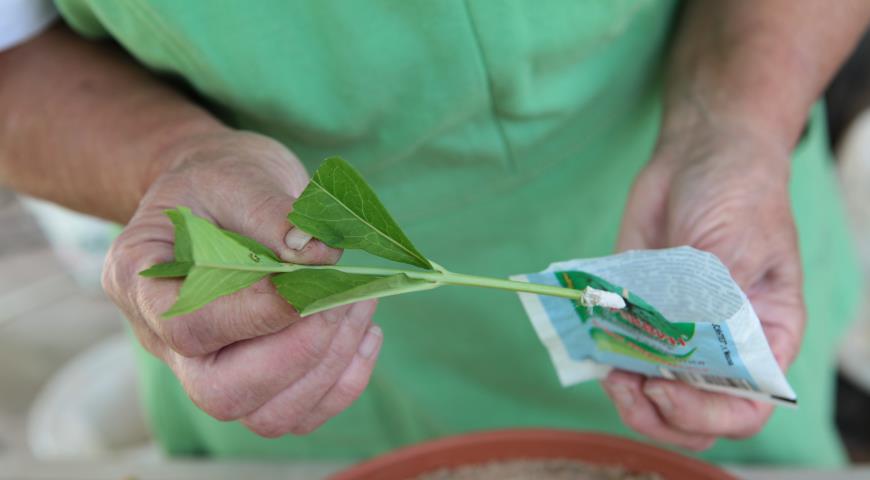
[141,157,624,318]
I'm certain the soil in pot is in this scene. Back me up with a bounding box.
[413,458,662,480]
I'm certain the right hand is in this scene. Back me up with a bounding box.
[102,131,383,437]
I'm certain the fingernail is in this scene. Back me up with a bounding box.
[285,228,312,250]
[645,385,673,413]
[609,384,635,409]
[357,325,382,359]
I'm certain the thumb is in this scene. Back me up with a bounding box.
[615,217,649,252]
[222,192,341,265]
[616,170,668,252]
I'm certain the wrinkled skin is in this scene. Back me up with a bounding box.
[102,131,383,437]
[605,120,805,451]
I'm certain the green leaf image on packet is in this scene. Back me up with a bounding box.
[511,247,798,407]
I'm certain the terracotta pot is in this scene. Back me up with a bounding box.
[329,429,736,480]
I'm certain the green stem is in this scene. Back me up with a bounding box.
[435,271,582,300]
[199,261,583,300]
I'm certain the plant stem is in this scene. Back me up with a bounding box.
[435,271,582,300]
[199,261,583,300]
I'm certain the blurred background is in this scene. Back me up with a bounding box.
[1,25,870,475]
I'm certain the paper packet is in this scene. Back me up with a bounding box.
[511,246,797,406]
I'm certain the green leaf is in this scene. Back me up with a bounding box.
[139,261,193,278]
[140,213,280,279]
[288,157,433,270]
[221,229,281,263]
[272,269,438,316]
[164,267,267,318]
[166,209,193,262]
[161,207,281,318]
[137,209,194,278]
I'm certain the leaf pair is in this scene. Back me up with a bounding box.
[275,157,440,314]
[141,157,441,318]
[140,207,281,317]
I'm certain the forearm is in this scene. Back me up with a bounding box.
[0,24,228,223]
[664,0,870,147]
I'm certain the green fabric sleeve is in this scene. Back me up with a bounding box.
[54,0,108,38]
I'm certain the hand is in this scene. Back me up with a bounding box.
[102,131,383,437]
[604,120,806,450]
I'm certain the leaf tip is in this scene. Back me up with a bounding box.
[323,155,347,165]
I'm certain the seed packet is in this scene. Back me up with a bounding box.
[511,246,797,406]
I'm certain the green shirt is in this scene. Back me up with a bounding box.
[57,0,862,467]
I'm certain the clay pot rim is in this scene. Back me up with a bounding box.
[330,428,737,480]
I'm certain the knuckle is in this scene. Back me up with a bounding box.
[252,425,286,439]
[247,290,298,335]
[202,401,240,422]
[101,244,135,303]
[160,320,209,357]
[242,415,292,439]
[136,287,167,320]
[257,311,295,335]
[127,321,167,359]
[730,420,765,439]
[664,411,709,436]
[100,258,120,301]
[331,373,370,408]
[621,410,657,437]
[289,421,320,436]
[319,332,364,373]
[665,412,697,432]
[722,402,770,439]
[189,379,247,422]
[243,194,292,240]
[683,438,716,452]
[288,331,330,368]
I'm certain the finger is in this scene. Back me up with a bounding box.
[240,301,378,436]
[615,190,652,252]
[602,371,716,451]
[615,167,669,252]
[615,223,649,252]
[282,227,339,265]
[102,225,176,359]
[291,321,383,434]
[642,378,773,439]
[763,321,802,369]
[172,303,364,422]
[102,212,177,309]
[210,191,340,265]
[747,267,806,370]
[138,273,303,357]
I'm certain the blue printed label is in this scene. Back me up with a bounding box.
[526,270,760,393]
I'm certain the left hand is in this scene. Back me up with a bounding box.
[101,131,382,437]
[604,119,806,451]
